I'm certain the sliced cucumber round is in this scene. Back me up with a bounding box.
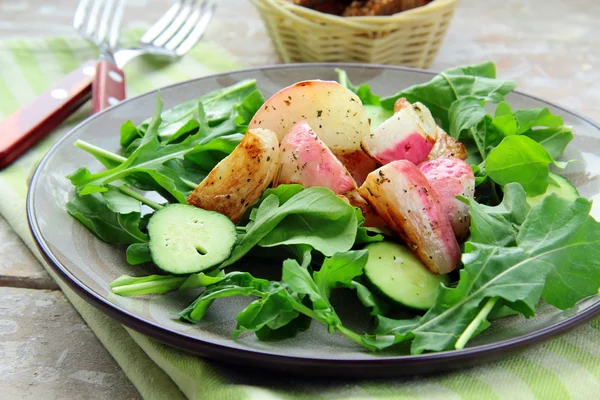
[148,204,236,275]
[526,172,579,206]
[364,241,448,310]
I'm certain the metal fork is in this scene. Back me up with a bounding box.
[74,0,217,112]
[0,0,216,169]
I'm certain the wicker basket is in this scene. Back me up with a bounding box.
[251,0,460,68]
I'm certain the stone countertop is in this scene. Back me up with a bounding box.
[0,0,599,398]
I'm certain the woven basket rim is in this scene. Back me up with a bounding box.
[253,0,460,26]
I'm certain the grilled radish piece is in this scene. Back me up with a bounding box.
[393,97,467,161]
[426,127,468,161]
[248,80,370,154]
[148,204,236,275]
[358,160,460,274]
[340,189,386,228]
[187,128,279,223]
[419,157,475,241]
[275,121,356,194]
[393,97,411,113]
[364,241,449,310]
[361,102,437,165]
[334,148,377,186]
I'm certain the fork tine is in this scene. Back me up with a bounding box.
[152,2,194,47]
[85,0,105,41]
[97,0,115,44]
[73,0,91,31]
[164,1,204,52]
[140,0,184,45]
[174,1,215,57]
[108,0,125,49]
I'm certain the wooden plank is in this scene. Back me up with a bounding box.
[0,215,58,290]
[0,287,140,399]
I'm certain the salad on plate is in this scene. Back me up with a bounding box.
[65,62,600,354]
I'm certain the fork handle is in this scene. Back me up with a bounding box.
[0,59,97,169]
[92,60,126,113]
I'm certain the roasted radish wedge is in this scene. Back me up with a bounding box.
[426,127,468,161]
[275,121,356,194]
[335,149,376,186]
[248,80,370,154]
[358,160,460,274]
[393,97,467,162]
[419,157,475,241]
[187,128,279,223]
[340,189,386,228]
[361,102,437,165]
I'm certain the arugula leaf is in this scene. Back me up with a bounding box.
[517,195,600,309]
[254,310,312,341]
[380,62,517,130]
[179,272,276,322]
[179,270,226,291]
[354,209,385,245]
[443,62,498,78]
[369,315,422,349]
[120,120,144,148]
[465,185,530,247]
[348,280,390,317]
[524,126,573,159]
[69,97,238,203]
[221,187,359,267]
[69,98,188,201]
[122,79,263,147]
[373,184,600,353]
[283,250,368,330]
[126,243,152,265]
[233,289,297,339]
[101,185,142,214]
[162,102,209,144]
[66,192,147,244]
[313,250,368,298]
[485,135,566,196]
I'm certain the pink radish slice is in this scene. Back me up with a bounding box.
[358,160,460,274]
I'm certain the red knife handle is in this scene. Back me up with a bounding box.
[0,60,97,169]
[92,60,126,114]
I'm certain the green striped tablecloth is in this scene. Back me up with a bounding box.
[1,31,600,400]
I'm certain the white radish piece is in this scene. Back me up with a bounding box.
[419,157,475,241]
[361,102,437,165]
[394,97,467,161]
[249,80,370,154]
[275,121,356,194]
[187,128,279,223]
[358,160,460,274]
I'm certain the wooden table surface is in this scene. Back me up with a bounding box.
[1,0,599,398]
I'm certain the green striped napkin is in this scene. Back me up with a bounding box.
[1,31,600,400]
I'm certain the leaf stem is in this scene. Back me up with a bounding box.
[337,325,375,350]
[75,140,127,163]
[182,178,198,190]
[288,295,375,351]
[117,185,164,210]
[455,297,498,350]
[111,277,187,296]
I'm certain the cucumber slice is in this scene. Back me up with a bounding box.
[526,172,579,206]
[148,204,236,275]
[364,241,448,310]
